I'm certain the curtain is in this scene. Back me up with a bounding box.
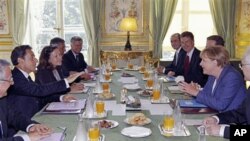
[80,0,103,67]
[12,0,29,45]
[150,0,178,58]
[209,0,236,57]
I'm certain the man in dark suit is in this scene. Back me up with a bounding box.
[206,35,225,48]
[7,45,83,119]
[180,31,208,87]
[62,36,95,80]
[157,33,186,76]
[203,48,250,139]
[0,59,52,141]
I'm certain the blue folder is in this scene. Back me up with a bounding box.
[179,99,208,108]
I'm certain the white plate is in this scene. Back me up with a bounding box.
[124,67,139,71]
[121,126,152,138]
[142,77,150,81]
[100,79,112,83]
[124,117,151,126]
[123,84,141,90]
[93,88,103,94]
[97,93,115,100]
[137,90,152,97]
[144,85,153,90]
[92,120,119,129]
[111,68,122,71]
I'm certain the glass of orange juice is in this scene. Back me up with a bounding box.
[111,63,116,70]
[144,71,150,78]
[104,73,111,81]
[88,124,100,141]
[146,79,154,88]
[128,63,133,69]
[152,84,161,100]
[140,66,146,72]
[96,100,105,115]
[102,82,110,92]
[163,113,175,133]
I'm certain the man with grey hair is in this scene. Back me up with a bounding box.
[62,36,95,80]
[0,59,52,141]
[202,47,250,139]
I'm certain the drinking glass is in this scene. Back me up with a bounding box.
[163,112,175,133]
[88,121,100,141]
[95,100,105,115]
[102,82,110,92]
[152,84,160,100]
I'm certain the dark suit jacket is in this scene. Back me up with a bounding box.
[216,88,250,139]
[184,48,208,87]
[164,48,186,76]
[0,97,37,141]
[62,50,88,73]
[196,65,246,112]
[35,66,70,108]
[7,67,68,119]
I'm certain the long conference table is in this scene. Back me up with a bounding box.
[33,69,229,141]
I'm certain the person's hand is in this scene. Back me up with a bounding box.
[178,81,199,96]
[80,73,91,80]
[66,71,84,83]
[70,83,85,93]
[205,124,221,136]
[156,66,164,74]
[28,124,52,135]
[62,94,76,102]
[203,116,218,126]
[87,66,96,73]
[28,131,51,141]
[167,71,175,76]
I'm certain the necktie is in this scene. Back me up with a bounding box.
[75,54,79,63]
[27,76,32,82]
[184,55,190,76]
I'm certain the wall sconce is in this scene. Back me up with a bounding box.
[119,18,138,51]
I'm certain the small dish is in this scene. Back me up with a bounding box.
[137,90,153,97]
[93,88,103,94]
[158,124,191,137]
[121,126,152,138]
[97,93,115,100]
[92,120,119,129]
[100,79,112,83]
[123,84,141,91]
[144,85,153,90]
[124,117,151,126]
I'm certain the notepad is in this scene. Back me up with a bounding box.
[179,99,208,108]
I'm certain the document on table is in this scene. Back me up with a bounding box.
[140,99,173,115]
[39,132,64,141]
[183,119,203,126]
[45,99,86,111]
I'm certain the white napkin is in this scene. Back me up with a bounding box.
[121,126,152,137]
[118,77,138,84]
[168,86,180,91]
[83,82,96,87]
[175,75,184,84]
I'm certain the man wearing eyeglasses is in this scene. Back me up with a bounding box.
[0,59,52,141]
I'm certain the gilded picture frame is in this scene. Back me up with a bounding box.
[103,0,143,36]
[0,0,10,36]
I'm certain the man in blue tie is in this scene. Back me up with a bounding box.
[0,59,52,141]
[157,33,186,76]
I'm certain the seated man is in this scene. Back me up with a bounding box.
[180,31,208,86]
[202,47,250,139]
[7,45,83,119]
[206,35,225,47]
[0,59,52,140]
[157,33,186,76]
[62,36,95,80]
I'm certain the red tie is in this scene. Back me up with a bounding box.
[184,55,189,76]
